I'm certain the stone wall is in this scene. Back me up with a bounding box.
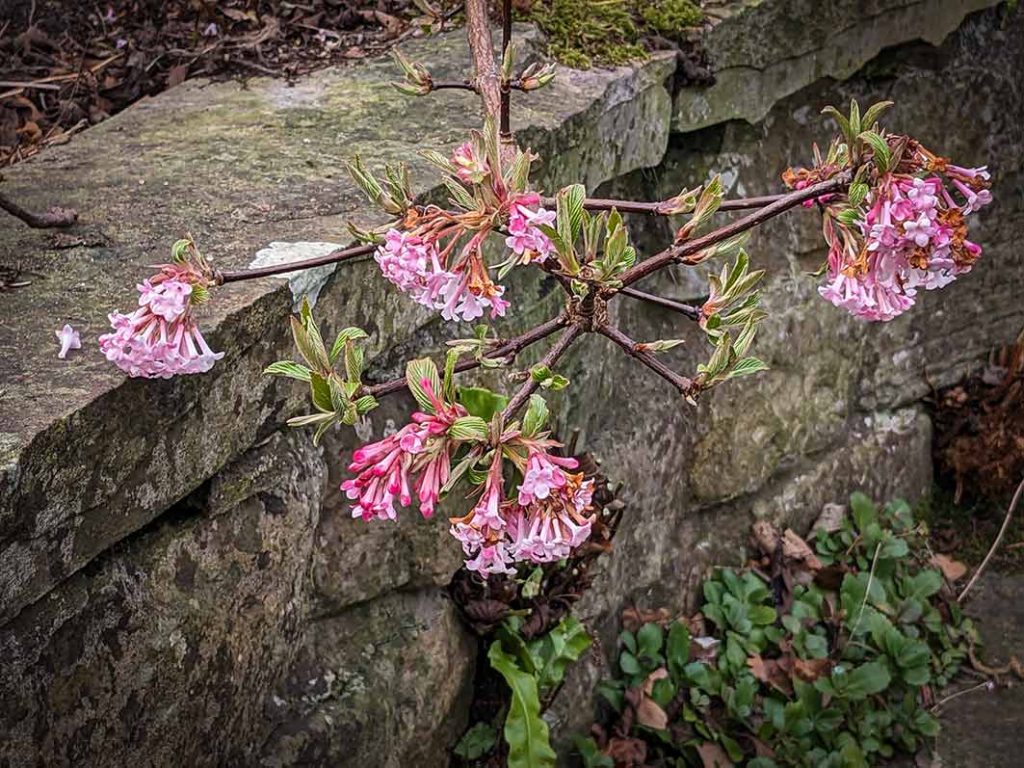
[0,2,1021,766]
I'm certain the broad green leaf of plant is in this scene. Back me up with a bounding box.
[488,640,558,768]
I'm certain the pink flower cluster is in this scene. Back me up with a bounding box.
[505,193,556,264]
[375,229,509,322]
[450,450,595,576]
[819,166,991,321]
[99,266,222,378]
[341,379,464,521]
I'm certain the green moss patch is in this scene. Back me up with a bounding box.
[524,0,703,69]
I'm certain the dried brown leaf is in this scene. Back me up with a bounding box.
[931,553,968,581]
[606,736,647,767]
[792,657,830,682]
[166,64,189,88]
[782,529,823,571]
[751,519,781,554]
[635,668,669,730]
[747,653,793,694]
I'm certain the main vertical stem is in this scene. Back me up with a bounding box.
[464,0,502,122]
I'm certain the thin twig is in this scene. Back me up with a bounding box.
[619,287,701,320]
[958,476,1024,603]
[499,0,513,142]
[0,191,78,229]
[540,194,789,216]
[215,243,376,284]
[597,323,693,394]
[848,541,882,641]
[501,324,584,419]
[364,314,568,399]
[617,173,851,287]
[429,80,478,92]
[929,680,994,713]
[0,80,61,91]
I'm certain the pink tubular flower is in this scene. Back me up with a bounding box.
[449,447,596,575]
[55,324,81,359]
[508,472,595,564]
[449,453,510,575]
[516,451,578,506]
[99,263,222,378]
[816,168,990,322]
[465,542,517,576]
[342,379,465,521]
[375,228,509,322]
[505,193,556,263]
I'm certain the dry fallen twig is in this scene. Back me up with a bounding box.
[958,476,1024,603]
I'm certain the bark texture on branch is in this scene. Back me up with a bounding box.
[464,0,502,122]
[0,191,78,229]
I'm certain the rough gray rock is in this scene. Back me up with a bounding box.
[0,432,325,767]
[933,572,1024,767]
[0,2,1020,766]
[672,0,1002,132]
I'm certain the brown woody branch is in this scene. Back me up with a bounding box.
[363,313,568,399]
[617,173,851,287]
[499,0,513,141]
[540,193,789,216]
[501,324,584,419]
[215,243,376,284]
[597,323,693,395]
[0,191,78,229]
[464,0,502,123]
[427,79,533,94]
[619,287,701,320]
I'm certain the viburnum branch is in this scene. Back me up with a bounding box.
[618,173,852,287]
[363,313,568,399]
[499,0,513,142]
[540,193,790,216]
[216,242,376,284]
[464,0,502,123]
[618,287,701,320]
[597,322,693,395]
[501,324,583,419]
[0,189,78,229]
[429,79,533,94]
[429,79,479,92]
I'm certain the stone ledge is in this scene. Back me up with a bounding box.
[673,0,1002,133]
[0,29,675,625]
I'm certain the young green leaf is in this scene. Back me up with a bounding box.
[448,415,489,442]
[263,361,313,382]
[458,387,509,421]
[405,358,442,414]
[487,641,557,768]
[521,394,550,438]
[454,723,498,761]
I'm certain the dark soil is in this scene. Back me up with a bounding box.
[0,0,459,166]
[925,331,1024,571]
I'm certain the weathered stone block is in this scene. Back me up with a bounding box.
[260,589,476,768]
[672,0,1001,132]
[0,432,324,766]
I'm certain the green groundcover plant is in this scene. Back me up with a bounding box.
[574,494,977,767]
